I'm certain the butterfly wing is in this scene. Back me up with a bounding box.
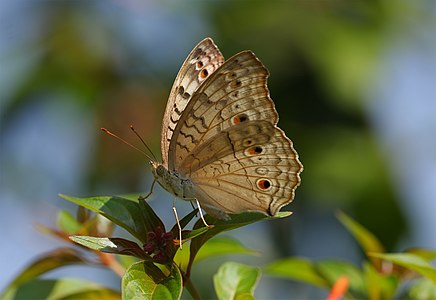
[161,38,224,167]
[168,50,303,218]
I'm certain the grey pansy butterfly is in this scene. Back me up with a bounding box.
[148,37,303,227]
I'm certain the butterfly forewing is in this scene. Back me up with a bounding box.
[161,38,224,167]
[167,48,303,217]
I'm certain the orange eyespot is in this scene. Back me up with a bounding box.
[247,146,263,155]
[200,69,208,78]
[257,179,271,190]
[233,114,248,125]
[196,61,204,68]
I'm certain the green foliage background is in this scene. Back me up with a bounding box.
[1,1,434,299]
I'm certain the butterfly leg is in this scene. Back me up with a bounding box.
[172,199,183,249]
[195,199,212,228]
[139,179,156,201]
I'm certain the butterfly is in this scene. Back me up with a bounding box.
[148,37,303,233]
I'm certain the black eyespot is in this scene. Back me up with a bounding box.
[257,179,271,190]
[200,69,209,78]
[233,113,249,125]
[178,86,185,95]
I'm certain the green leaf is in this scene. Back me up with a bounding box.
[1,249,90,299]
[264,257,328,288]
[122,261,182,300]
[370,253,436,283]
[59,194,162,243]
[57,210,82,234]
[336,211,384,268]
[408,278,436,300]
[214,262,260,300]
[174,237,258,270]
[363,262,398,300]
[3,278,119,300]
[316,260,366,298]
[70,236,152,260]
[188,211,291,274]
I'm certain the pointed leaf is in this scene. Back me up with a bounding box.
[316,260,367,298]
[264,257,328,288]
[70,236,152,260]
[336,211,384,268]
[122,261,182,300]
[59,194,161,243]
[214,262,260,300]
[370,253,436,283]
[2,278,119,300]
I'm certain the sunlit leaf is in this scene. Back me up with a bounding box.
[70,236,152,260]
[336,210,384,268]
[265,257,327,288]
[316,260,367,298]
[3,278,119,300]
[122,261,182,300]
[214,262,260,300]
[370,253,436,283]
[59,194,161,243]
[0,249,90,299]
[174,237,258,270]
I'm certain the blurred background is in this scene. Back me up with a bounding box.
[1,0,435,298]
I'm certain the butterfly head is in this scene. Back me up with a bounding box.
[150,161,165,178]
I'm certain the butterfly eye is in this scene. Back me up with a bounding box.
[156,165,165,176]
[257,179,272,191]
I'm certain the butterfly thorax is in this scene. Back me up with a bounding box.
[150,161,195,201]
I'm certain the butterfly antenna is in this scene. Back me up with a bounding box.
[101,128,154,162]
[130,125,158,161]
